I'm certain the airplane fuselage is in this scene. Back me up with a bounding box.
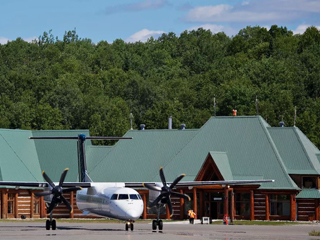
[76,183,144,221]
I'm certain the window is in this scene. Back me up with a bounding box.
[269,194,290,216]
[7,193,15,214]
[129,194,139,200]
[235,193,250,216]
[34,196,40,214]
[118,194,129,200]
[111,194,118,200]
[303,177,316,189]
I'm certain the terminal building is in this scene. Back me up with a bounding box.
[0,116,320,221]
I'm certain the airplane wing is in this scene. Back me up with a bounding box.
[125,179,274,188]
[0,181,91,188]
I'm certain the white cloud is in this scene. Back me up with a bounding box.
[188,24,237,36]
[24,37,38,43]
[105,0,168,15]
[0,37,10,45]
[185,0,320,23]
[126,29,165,43]
[293,24,320,34]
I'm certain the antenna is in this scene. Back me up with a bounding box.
[294,106,297,127]
[255,96,259,115]
[213,96,216,116]
[129,113,134,130]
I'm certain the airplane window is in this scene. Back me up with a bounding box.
[130,194,139,200]
[137,194,142,200]
[111,194,118,200]
[118,194,129,200]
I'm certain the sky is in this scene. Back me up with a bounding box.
[1,0,320,44]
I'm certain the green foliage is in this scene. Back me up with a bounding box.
[1,27,320,147]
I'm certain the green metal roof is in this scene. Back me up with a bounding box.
[268,127,320,175]
[0,129,41,181]
[88,129,198,182]
[296,189,320,199]
[162,116,297,189]
[31,130,90,182]
[208,152,233,180]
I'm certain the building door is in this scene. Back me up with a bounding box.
[7,193,15,218]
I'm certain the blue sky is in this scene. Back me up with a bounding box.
[1,0,320,44]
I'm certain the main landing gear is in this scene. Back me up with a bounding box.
[152,219,163,231]
[125,221,134,231]
[46,212,56,230]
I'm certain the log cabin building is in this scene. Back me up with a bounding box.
[0,116,320,221]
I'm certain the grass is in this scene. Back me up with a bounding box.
[211,220,309,226]
[309,230,320,236]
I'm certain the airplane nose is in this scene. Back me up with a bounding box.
[126,209,141,219]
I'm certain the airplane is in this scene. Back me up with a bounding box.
[0,134,274,231]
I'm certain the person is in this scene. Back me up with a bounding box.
[188,209,192,223]
[189,209,196,224]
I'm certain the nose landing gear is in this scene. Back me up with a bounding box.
[125,221,134,231]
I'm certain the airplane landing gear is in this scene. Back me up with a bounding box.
[152,219,163,231]
[125,221,134,231]
[46,212,56,230]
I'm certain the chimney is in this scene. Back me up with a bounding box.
[180,124,186,130]
[279,121,285,127]
[232,109,237,116]
[168,116,172,130]
[139,124,145,130]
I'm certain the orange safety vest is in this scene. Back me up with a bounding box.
[190,211,195,218]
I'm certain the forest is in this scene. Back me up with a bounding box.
[0,25,320,147]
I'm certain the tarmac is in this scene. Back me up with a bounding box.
[1,220,320,240]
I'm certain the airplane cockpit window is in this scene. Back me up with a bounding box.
[111,194,118,200]
[138,194,142,200]
[129,194,139,200]
[119,194,129,200]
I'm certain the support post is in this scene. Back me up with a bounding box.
[2,191,7,219]
[180,189,185,220]
[30,191,34,219]
[193,187,198,219]
[316,199,320,221]
[250,190,255,220]
[15,192,18,218]
[230,188,234,224]
[142,194,147,219]
[224,187,229,217]
[40,196,46,218]
[70,191,74,219]
[265,194,270,220]
[199,190,203,219]
[166,204,171,219]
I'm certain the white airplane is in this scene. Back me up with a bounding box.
[0,134,274,232]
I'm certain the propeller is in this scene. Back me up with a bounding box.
[143,167,191,216]
[35,168,82,214]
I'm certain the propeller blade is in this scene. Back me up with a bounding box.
[159,167,167,186]
[171,192,191,201]
[170,174,185,189]
[149,194,164,208]
[59,168,69,187]
[143,183,161,192]
[167,197,173,216]
[62,187,82,193]
[61,195,73,213]
[42,171,55,188]
[47,197,58,214]
[35,191,52,197]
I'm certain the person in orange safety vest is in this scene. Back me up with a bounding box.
[188,209,196,224]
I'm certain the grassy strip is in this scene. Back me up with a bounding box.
[211,220,309,225]
[309,230,320,236]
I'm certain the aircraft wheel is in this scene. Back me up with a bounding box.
[152,220,157,230]
[46,220,50,230]
[52,219,56,230]
[158,220,163,231]
[125,223,129,231]
[130,223,134,231]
